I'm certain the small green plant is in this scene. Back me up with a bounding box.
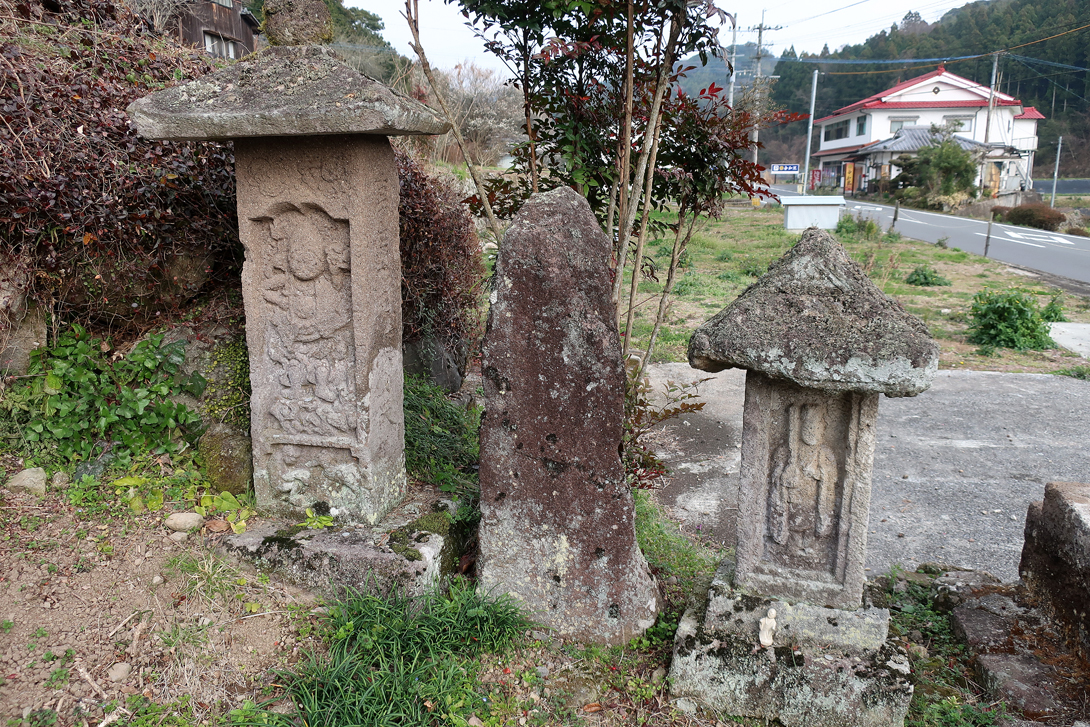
[44,668,69,688]
[905,265,952,287]
[3,326,205,465]
[193,490,254,534]
[935,236,949,249]
[1055,365,1090,380]
[1040,295,1067,323]
[836,212,882,240]
[967,289,1055,351]
[1,619,13,633]
[302,508,335,529]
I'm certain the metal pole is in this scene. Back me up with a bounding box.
[892,199,900,230]
[980,52,999,197]
[801,69,818,196]
[1050,135,1063,207]
[751,10,764,166]
[727,17,738,109]
[982,53,998,144]
[984,216,993,258]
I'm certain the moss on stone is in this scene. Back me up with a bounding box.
[260,525,307,551]
[407,511,452,538]
[387,529,423,562]
[201,337,252,431]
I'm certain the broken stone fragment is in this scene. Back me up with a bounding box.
[4,467,47,497]
[688,227,939,397]
[126,46,449,142]
[477,186,660,644]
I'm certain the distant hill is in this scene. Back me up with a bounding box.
[676,42,763,98]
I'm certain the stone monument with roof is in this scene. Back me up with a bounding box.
[127,9,448,525]
[670,228,939,726]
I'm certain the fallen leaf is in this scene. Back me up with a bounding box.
[467,716,485,727]
[584,703,602,713]
[423,700,434,711]
[205,520,230,533]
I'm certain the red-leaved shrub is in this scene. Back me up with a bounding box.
[396,148,485,366]
[0,0,239,326]
[1004,204,1067,231]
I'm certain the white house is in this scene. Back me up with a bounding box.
[811,66,1043,194]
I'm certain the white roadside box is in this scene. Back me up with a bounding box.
[780,196,845,232]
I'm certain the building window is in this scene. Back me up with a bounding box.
[889,117,919,133]
[856,116,867,135]
[943,115,973,132]
[204,32,237,59]
[823,119,851,142]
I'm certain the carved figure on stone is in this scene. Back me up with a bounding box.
[759,608,777,647]
[254,203,358,444]
[769,402,839,548]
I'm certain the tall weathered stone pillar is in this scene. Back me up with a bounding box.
[128,46,448,524]
[670,228,939,727]
[478,187,660,644]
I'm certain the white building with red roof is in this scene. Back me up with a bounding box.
[812,66,1043,194]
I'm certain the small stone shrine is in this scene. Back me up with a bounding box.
[127,28,447,524]
[478,187,660,644]
[670,228,939,726]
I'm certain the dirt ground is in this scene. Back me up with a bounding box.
[0,484,321,726]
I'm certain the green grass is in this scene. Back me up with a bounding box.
[404,374,481,504]
[228,581,531,727]
[880,569,1007,727]
[634,490,723,593]
[1055,365,1090,380]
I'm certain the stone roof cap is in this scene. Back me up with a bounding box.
[127,46,449,141]
[688,228,938,397]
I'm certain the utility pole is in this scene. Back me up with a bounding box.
[1050,135,1063,208]
[749,10,783,165]
[801,69,819,195]
[979,52,999,197]
[727,15,738,109]
[982,52,999,144]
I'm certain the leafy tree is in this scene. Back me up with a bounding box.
[455,0,801,363]
[915,126,978,197]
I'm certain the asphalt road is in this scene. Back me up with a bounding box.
[1050,178,1090,195]
[770,184,1090,288]
[646,364,1090,583]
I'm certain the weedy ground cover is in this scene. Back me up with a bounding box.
[227,581,531,727]
[622,204,1090,375]
[876,567,1007,727]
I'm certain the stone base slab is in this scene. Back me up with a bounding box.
[219,488,461,598]
[1019,481,1090,660]
[706,567,891,654]
[670,563,912,727]
[220,519,448,598]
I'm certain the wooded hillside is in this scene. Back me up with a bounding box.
[691,0,1089,177]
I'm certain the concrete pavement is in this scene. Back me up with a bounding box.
[1051,322,1090,359]
[645,363,1090,582]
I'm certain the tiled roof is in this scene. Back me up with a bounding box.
[815,98,1020,123]
[812,144,868,158]
[857,126,985,154]
[1015,106,1045,120]
[814,66,1021,123]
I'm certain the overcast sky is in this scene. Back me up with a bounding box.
[351,0,983,76]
